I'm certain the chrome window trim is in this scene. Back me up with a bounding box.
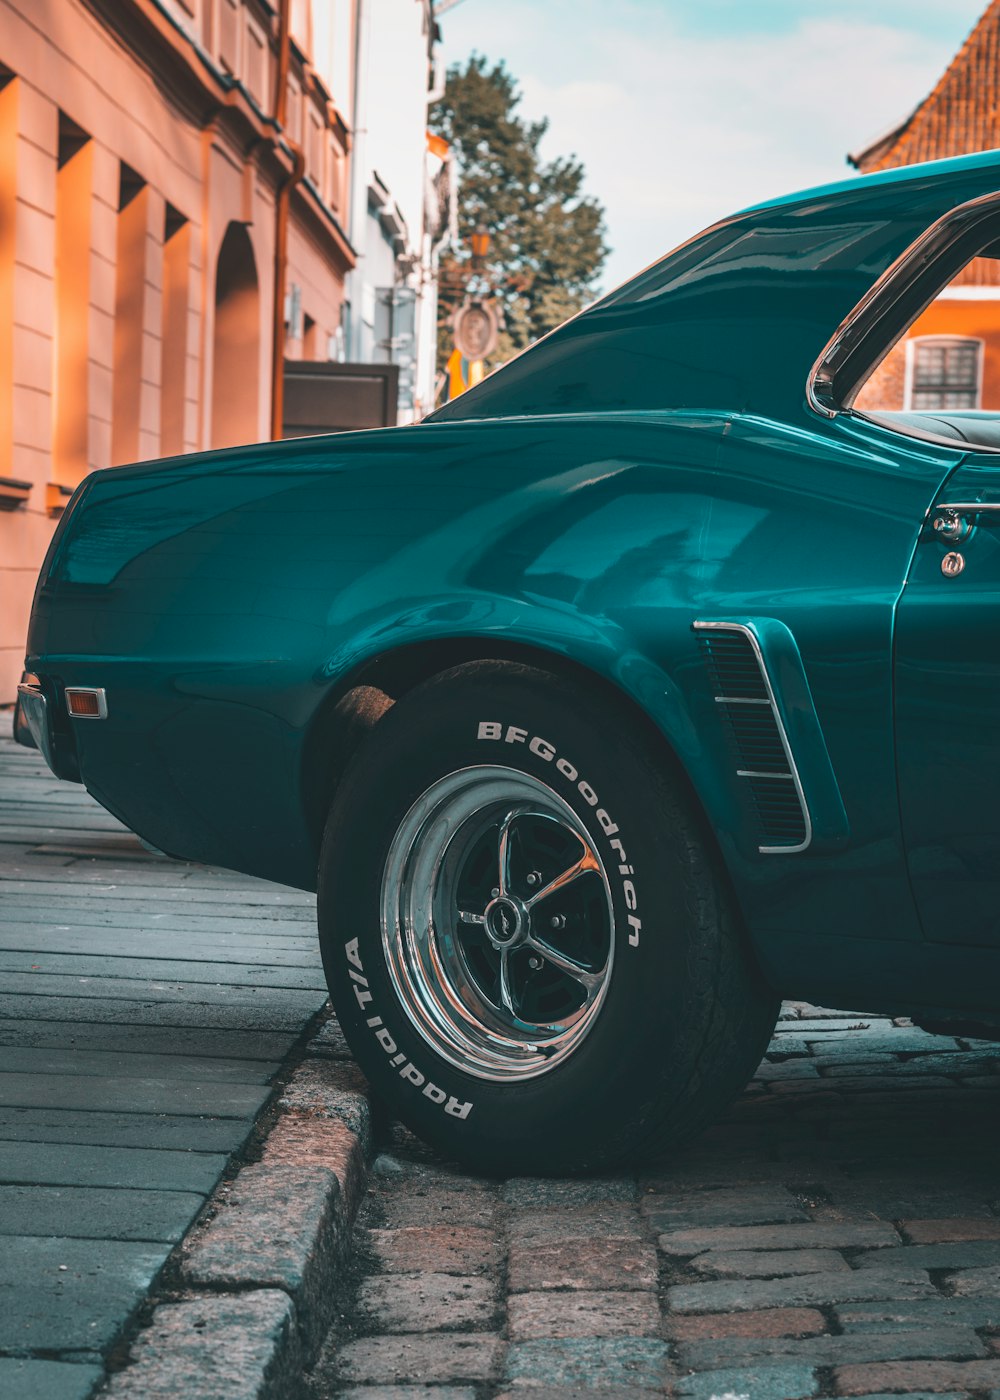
[694,619,812,855]
[807,189,1000,452]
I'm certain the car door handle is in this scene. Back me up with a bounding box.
[932,502,1000,541]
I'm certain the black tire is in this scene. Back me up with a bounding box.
[317,661,778,1175]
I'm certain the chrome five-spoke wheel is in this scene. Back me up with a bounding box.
[380,766,615,1081]
[319,660,780,1172]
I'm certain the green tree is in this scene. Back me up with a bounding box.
[430,55,609,384]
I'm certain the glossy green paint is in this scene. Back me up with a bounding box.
[895,451,1000,951]
[26,149,1000,1020]
[711,413,960,952]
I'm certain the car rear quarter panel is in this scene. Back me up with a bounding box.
[28,404,961,974]
[30,414,734,887]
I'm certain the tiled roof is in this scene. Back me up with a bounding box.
[851,2,1000,173]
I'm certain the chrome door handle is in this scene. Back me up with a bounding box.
[932,502,1000,541]
[935,502,1000,512]
[932,509,971,541]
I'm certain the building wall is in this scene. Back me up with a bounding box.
[855,293,1000,413]
[364,0,434,245]
[848,2,1000,418]
[344,0,443,420]
[312,0,357,125]
[0,0,354,702]
[905,296,1000,410]
[357,204,399,363]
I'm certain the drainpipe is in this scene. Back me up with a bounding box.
[347,0,370,362]
[270,0,306,440]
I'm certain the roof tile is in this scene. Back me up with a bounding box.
[854,2,1000,173]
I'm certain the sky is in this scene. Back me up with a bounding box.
[438,0,988,294]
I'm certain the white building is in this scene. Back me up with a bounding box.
[314,0,453,421]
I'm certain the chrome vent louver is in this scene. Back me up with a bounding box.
[695,621,811,854]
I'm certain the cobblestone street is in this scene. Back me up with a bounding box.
[7,723,1000,1398]
[310,1008,1000,1400]
[0,724,329,1397]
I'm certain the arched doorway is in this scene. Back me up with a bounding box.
[211,222,260,448]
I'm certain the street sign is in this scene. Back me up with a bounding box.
[453,299,500,361]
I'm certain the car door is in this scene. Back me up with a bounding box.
[895,450,1000,946]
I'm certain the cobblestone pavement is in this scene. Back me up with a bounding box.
[309,1007,1000,1400]
[0,724,328,1396]
[9,715,1000,1400]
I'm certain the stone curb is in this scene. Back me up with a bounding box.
[102,1049,375,1400]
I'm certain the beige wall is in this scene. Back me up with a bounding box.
[0,0,353,702]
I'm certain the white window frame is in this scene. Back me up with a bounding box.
[903,334,984,411]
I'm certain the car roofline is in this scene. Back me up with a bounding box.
[736,145,1000,219]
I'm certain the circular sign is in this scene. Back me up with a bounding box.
[453,300,500,360]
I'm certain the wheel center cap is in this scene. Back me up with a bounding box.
[484,896,526,948]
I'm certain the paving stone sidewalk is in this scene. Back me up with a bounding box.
[0,722,332,1398]
[9,715,1000,1400]
[310,1011,1000,1399]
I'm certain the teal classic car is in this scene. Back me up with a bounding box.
[18,149,1000,1173]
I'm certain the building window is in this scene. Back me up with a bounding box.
[244,17,268,108]
[53,112,92,486]
[217,0,240,75]
[111,164,148,466]
[161,204,190,456]
[211,222,259,449]
[907,337,982,410]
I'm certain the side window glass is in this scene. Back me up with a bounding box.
[850,247,1000,424]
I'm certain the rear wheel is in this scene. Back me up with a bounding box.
[317,661,778,1174]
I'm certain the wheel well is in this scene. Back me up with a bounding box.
[300,638,709,859]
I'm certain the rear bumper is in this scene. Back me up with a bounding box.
[12,685,36,750]
[16,678,80,782]
[16,681,51,766]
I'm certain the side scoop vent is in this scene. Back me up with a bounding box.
[696,621,811,854]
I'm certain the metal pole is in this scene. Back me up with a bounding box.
[270,0,304,440]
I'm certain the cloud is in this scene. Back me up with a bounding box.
[442,2,981,290]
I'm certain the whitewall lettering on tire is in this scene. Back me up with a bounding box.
[477,720,641,947]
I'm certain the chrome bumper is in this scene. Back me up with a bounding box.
[16,681,56,774]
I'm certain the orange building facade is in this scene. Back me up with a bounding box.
[0,0,356,701]
[851,2,1000,417]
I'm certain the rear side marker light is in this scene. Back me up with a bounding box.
[65,687,107,719]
